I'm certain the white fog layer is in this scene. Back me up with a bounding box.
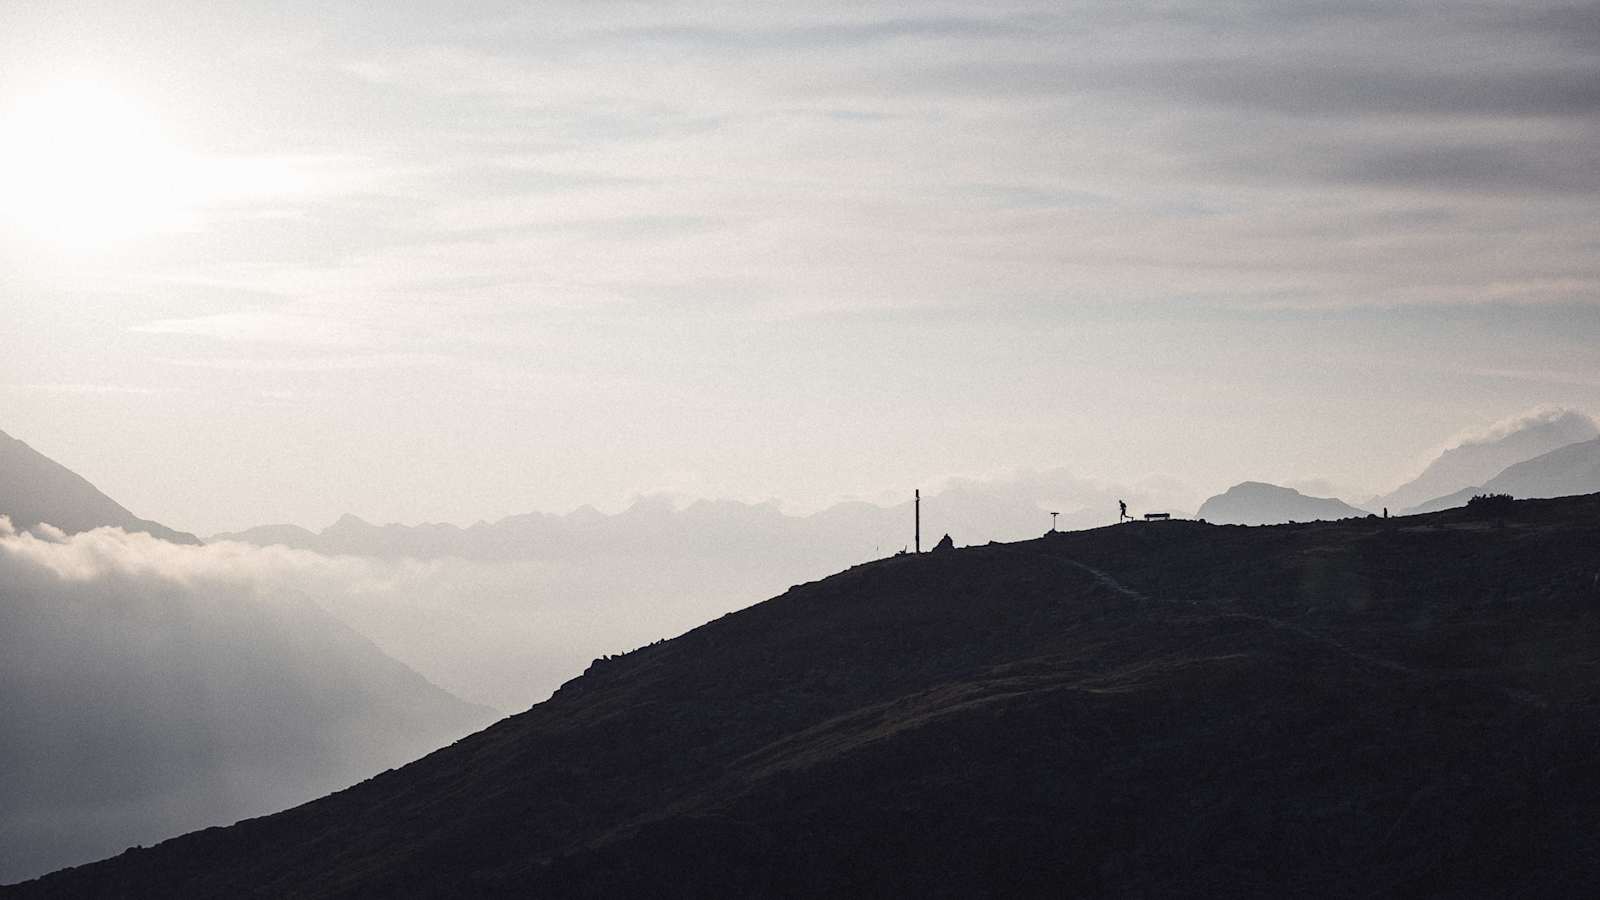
[0,520,493,884]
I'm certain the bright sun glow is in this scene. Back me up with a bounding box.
[0,80,201,248]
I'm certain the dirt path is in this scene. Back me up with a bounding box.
[989,543,1548,708]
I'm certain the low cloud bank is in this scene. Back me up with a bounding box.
[0,520,492,885]
[1454,406,1597,449]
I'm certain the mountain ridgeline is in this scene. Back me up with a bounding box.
[13,493,1600,897]
[213,410,1600,554]
[1193,413,1600,526]
[1405,436,1600,515]
[0,429,198,544]
[1374,409,1598,513]
[1194,481,1368,525]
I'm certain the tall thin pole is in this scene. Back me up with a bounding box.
[915,489,921,554]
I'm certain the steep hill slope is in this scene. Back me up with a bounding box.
[10,495,1600,897]
[1482,436,1600,500]
[1404,484,1489,515]
[0,429,198,544]
[1195,480,1368,525]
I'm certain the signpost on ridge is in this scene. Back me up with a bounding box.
[915,489,921,554]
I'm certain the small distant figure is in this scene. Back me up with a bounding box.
[1383,507,1389,519]
[1118,499,1129,522]
[934,533,955,553]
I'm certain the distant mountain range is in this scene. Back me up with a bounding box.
[1195,408,1600,525]
[0,429,199,544]
[208,410,1600,551]
[210,484,1132,563]
[15,494,1600,897]
[1196,481,1369,525]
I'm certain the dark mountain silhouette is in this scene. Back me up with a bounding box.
[1407,436,1600,514]
[1373,408,1596,513]
[1195,480,1368,525]
[0,428,199,543]
[13,493,1600,897]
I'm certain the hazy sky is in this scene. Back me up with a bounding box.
[2,1,1597,535]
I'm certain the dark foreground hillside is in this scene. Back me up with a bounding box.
[11,495,1600,897]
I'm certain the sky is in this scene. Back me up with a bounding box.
[2,1,1598,535]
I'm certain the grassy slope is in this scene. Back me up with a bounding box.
[9,496,1600,897]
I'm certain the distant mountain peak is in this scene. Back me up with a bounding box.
[208,522,319,549]
[1196,481,1368,526]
